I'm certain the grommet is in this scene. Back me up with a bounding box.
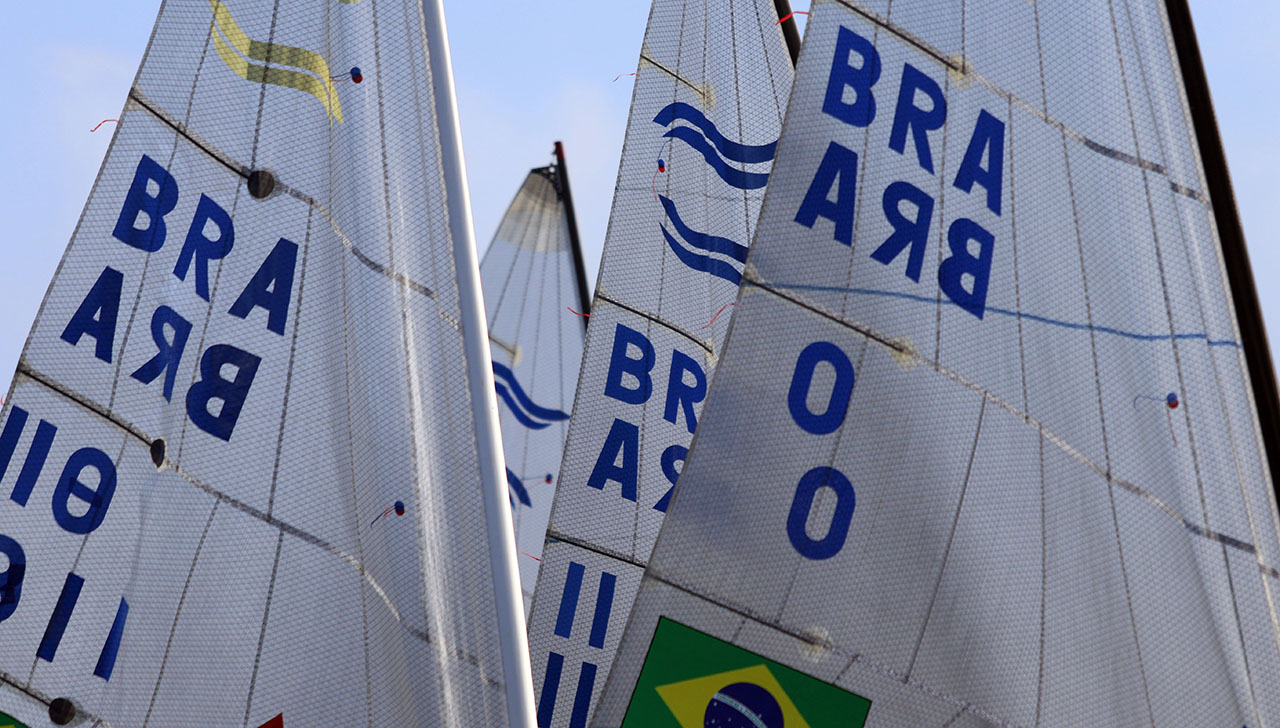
[150,438,166,468]
[247,169,276,199]
[49,697,76,725]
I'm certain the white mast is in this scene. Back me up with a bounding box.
[420,0,538,724]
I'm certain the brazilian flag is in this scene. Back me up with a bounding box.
[0,711,29,728]
[621,618,871,727]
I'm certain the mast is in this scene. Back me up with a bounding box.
[420,0,537,724]
[554,141,591,325]
[773,0,801,65]
[1163,0,1280,498]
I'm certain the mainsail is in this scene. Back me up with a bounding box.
[0,1,534,726]
[525,1,795,726]
[480,143,589,611]
[594,0,1280,726]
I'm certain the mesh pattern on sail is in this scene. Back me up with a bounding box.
[594,1,1280,727]
[0,1,510,725]
[479,169,584,610]
[524,1,793,726]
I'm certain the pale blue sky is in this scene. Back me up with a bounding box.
[0,1,1275,388]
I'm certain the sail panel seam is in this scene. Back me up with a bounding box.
[593,292,714,355]
[127,90,246,178]
[743,277,1280,581]
[543,530,649,571]
[128,87,439,303]
[638,52,706,101]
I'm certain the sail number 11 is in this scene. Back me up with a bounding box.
[785,342,857,560]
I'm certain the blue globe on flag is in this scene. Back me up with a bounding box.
[704,681,784,727]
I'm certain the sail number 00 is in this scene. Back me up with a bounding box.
[785,341,857,560]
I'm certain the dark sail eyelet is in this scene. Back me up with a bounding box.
[49,697,76,725]
[247,169,276,199]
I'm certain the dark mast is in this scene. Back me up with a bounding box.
[774,0,801,65]
[554,141,591,328]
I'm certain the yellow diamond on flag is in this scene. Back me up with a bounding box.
[655,663,811,728]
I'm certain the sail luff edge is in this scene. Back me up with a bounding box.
[1162,0,1280,509]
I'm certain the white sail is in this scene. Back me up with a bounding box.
[525,2,794,726]
[480,150,587,611]
[593,1,1280,726]
[0,1,532,726]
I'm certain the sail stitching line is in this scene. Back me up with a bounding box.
[142,501,219,727]
[764,282,1240,347]
[126,87,438,302]
[593,292,713,355]
[243,532,284,726]
[829,0,1207,203]
[645,570,1024,728]
[638,53,706,101]
[11,364,502,684]
[1002,56,1047,718]
[905,398,986,680]
[1025,6,1053,720]
[745,277,1280,580]
[126,91,245,178]
[16,364,151,445]
[543,531,649,571]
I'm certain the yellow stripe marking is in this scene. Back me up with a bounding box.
[209,0,343,123]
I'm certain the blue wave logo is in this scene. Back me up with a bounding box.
[492,362,569,431]
[506,468,532,508]
[652,102,776,190]
[659,195,749,286]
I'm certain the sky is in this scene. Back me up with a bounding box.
[0,1,1276,389]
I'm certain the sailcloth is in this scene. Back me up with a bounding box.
[0,1,529,726]
[594,1,1280,726]
[480,153,587,611]
[525,2,793,726]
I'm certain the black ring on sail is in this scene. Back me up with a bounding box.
[1163,0,1280,499]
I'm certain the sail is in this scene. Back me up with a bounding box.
[525,1,794,726]
[594,1,1280,726]
[480,147,588,611]
[0,0,532,726]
